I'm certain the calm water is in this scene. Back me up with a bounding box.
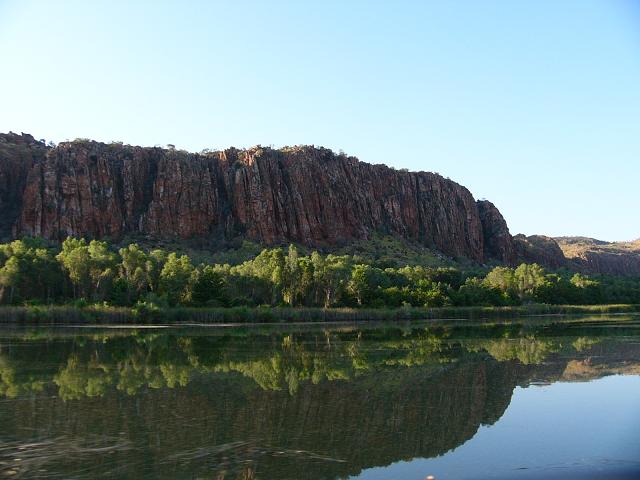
[0,317,639,479]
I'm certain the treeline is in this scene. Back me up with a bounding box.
[1,237,639,309]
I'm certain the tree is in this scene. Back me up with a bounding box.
[87,240,118,299]
[347,264,383,306]
[0,239,62,304]
[56,237,91,298]
[187,265,225,306]
[455,277,504,306]
[513,263,548,300]
[320,255,351,307]
[570,273,602,304]
[311,251,327,306]
[283,245,303,306]
[148,249,168,292]
[56,238,117,300]
[119,244,152,303]
[484,266,516,294]
[0,256,20,304]
[159,253,194,305]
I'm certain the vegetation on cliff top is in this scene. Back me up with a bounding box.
[0,237,639,321]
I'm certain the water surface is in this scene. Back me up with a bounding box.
[0,316,639,479]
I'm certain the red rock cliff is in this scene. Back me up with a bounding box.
[0,133,47,238]
[1,136,509,261]
[6,133,636,274]
[477,200,516,264]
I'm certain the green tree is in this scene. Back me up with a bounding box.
[455,277,505,306]
[0,239,62,304]
[348,264,384,306]
[159,253,194,305]
[317,255,351,307]
[484,266,516,294]
[513,263,548,300]
[187,265,225,306]
[283,245,303,306]
[56,238,117,300]
[119,244,152,304]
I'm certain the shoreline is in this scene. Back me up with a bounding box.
[0,303,639,325]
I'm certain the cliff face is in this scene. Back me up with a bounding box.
[0,133,47,238]
[513,234,568,269]
[555,237,640,275]
[477,200,516,264]
[1,134,512,262]
[2,133,638,274]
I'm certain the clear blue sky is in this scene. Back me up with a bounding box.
[1,1,639,241]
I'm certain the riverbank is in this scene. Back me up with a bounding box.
[0,303,639,324]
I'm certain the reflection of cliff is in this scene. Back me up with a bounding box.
[560,340,640,381]
[0,359,524,480]
[0,330,639,479]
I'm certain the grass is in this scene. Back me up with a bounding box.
[0,303,638,325]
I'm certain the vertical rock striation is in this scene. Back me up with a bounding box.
[2,137,514,261]
[0,133,46,238]
[477,200,516,264]
[8,132,635,273]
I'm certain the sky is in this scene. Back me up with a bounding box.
[0,1,639,241]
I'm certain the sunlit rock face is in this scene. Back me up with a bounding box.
[555,236,640,276]
[2,133,639,273]
[0,134,516,262]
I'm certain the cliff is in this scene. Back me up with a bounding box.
[0,133,48,238]
[477,200,516,264]
[1,132,638,274]
[1,132,508,262]
[555,237,640,275]
[513,234,568,269]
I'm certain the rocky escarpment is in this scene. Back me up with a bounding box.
[513,234,568,269]
[0,134,48,238]
[477,200,516,264]
[2,132,638,274]
[1,133,510,262]
[555,237,640,275]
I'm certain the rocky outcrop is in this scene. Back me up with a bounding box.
[555,237,640,275]
[477,200,516,264]
[1,135,518,262]
[1,133,638,273]
[513,234,567,269]
[0,133,47,238]
[511,234,640,276]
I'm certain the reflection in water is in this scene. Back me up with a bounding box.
[0,318,639,479]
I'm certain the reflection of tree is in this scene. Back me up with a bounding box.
[476,336,559,365]
[0,355,20,398]
[0,326,632,401]
[0,354,46,398]
[54,356,112,400]
[0,326,638,480]
[572,336,601,352]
